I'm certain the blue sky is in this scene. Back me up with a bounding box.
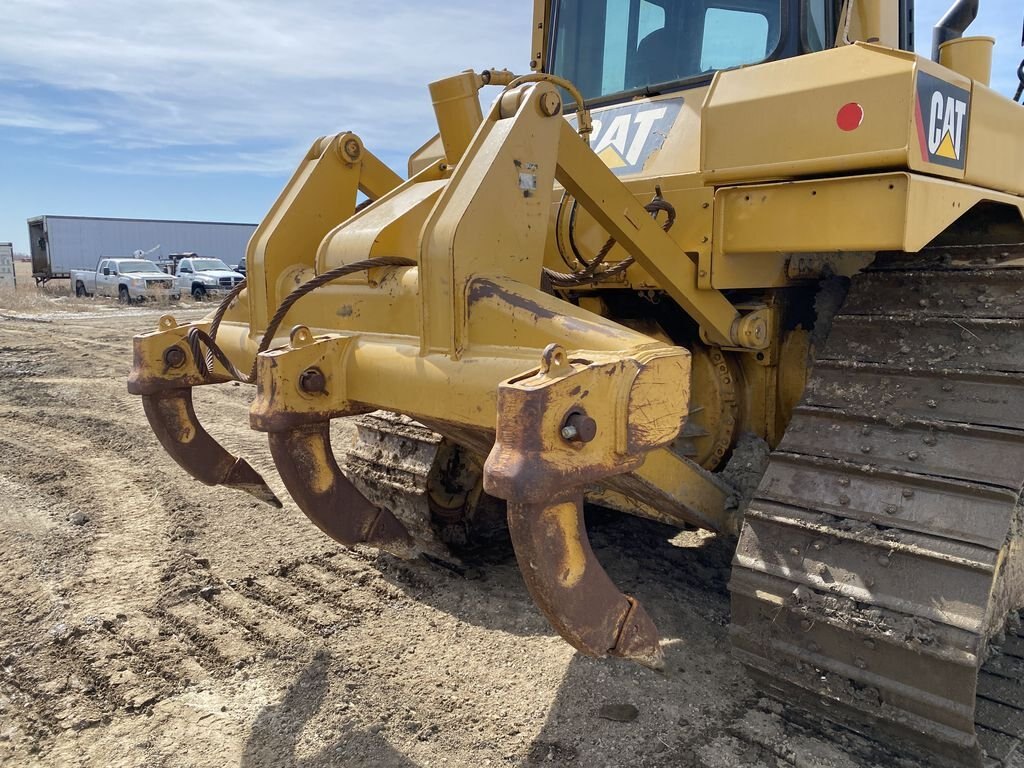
[0,0,1020,254]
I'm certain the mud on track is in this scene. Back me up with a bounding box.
[0,305,1001,767]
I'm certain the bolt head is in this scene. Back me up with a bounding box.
[299,368,327,394]
[163,346,186,369]
[561,411,597,444]
[343,138,361,161]
[735,312,769,349]
[539,91,562,117]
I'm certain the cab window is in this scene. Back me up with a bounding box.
[803,0,842,52]
[700,8,771,71]
[551,0,783,102]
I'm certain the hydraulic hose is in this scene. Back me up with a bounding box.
[505,73,593,139]
[189,256,417,383]
[543,191,676,288]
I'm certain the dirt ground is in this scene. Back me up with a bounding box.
[0,272,944,767]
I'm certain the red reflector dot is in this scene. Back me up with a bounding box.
[837,102,864,131]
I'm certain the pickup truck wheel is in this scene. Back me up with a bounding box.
[192,285,207,301]
[118,286,130,304]
[75,282,86,298]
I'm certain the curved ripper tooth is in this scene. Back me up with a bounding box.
[268,422,418,559]
[507,495,664,669]
[142,390,282,508]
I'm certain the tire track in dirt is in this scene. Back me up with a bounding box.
[0,311,955,768]
[0,322,375,765]
[0,414,202,751]
[0,416,171,609]
[0,319,268,751]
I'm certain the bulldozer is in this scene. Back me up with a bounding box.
[129,0,1024,763]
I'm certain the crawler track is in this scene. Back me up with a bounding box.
[730,246,1024,766]
[342,411,507,559]
[342,411,452,556]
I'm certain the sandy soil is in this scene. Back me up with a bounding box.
[0,280,932,768]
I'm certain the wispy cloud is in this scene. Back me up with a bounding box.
[0,1,1020,179]
[64,143,312,176]
[0,0,531,172]
[0,111,101,134]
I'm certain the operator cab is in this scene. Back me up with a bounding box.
[548,0,914,104]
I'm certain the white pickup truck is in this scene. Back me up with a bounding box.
[71,258,179,303]
[174,256,245,301]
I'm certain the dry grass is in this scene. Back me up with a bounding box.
[1,260,199,318]
[0,260,111,314]
[0,287,102,315]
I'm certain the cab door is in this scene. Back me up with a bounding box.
[176,259,193,293]
[96,260,113,296]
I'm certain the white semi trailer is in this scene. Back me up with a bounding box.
[27,215,256,284]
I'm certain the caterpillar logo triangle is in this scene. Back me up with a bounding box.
[914,71,970,170]
[935,131,958,160]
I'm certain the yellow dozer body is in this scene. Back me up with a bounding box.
[129,0,1024,764]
